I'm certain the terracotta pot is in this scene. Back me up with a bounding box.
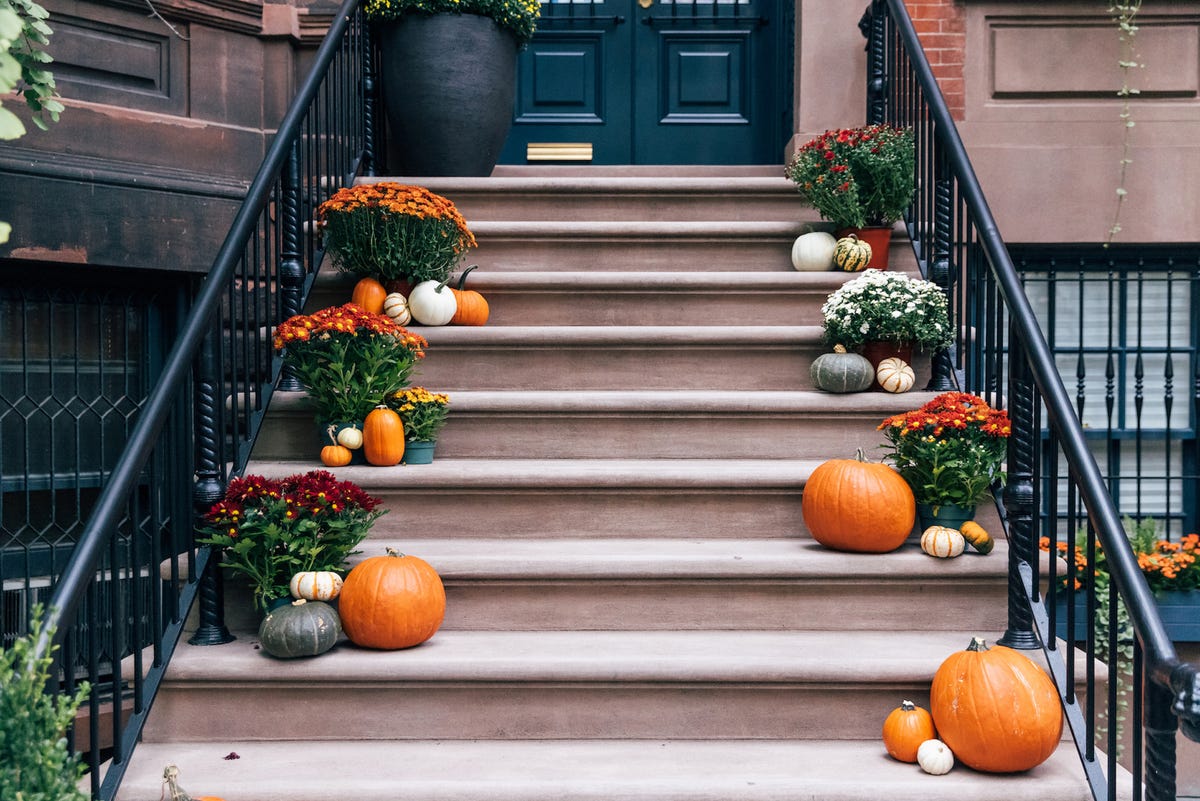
[836,225,893,269]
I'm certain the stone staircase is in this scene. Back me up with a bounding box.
[116,168,1091,801]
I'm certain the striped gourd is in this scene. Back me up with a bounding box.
[876,357,915,393]
[921,525,966,558]
[833,234,873,271]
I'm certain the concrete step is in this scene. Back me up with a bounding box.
[249,457,820,539]
[403,325,933,391]
[361,175,805,222]
[255,389,939,461]
[307,270,866,326]
[402,324,810,391]
[117,739,1093,801]
[210,534,1009,635]
[469,220,809,272]
[139,629,1008,742]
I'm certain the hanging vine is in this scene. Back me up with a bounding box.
[1104,0,1143,246]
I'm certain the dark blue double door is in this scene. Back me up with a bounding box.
[500,0,789,165]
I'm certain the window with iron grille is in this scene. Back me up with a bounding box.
[0,264,188,666]
[1014,245,1200,539]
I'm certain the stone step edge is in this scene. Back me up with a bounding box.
[161,629,998,684]
[404,324,826,345]
[117,739,1093,801]
[350,536,1009,581]
[249,458,823,489]
[266,388,941,416]
[312,269,877,292]
[360,174,800,195]
[470,220,817,238]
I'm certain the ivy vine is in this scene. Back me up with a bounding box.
[1105,0,1142,246]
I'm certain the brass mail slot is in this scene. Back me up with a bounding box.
[527,142,594,162]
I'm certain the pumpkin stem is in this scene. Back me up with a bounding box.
[456,264,479,290]
[854,447,868,463]
[292,599,308,607]
[325,423,338,444]
[833,344,848,354]
[966,636,990,652]
[900,699,916,711]
[385,546,407,558]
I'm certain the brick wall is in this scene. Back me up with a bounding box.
[903,0,966,119]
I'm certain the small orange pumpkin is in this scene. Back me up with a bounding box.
[882,700,937,763]
[362,405,404,466]
[320,443,353,467]
[352,277,388,314]
[450,265,490,326]
[800,448,915,552]
[930,637,1063,773]
[339,547,446,649]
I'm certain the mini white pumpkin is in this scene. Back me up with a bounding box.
[876,357,915,393]
[289,570,344,601]
[790,231,838,272]
[921,525,966,558]
[408,281,457,326]
[335,424,363,450]
[917,739,955,775]
[382,292,412,325]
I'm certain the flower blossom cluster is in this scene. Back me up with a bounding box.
[821,270,951,350]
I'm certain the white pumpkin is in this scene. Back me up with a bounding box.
[917,739,955,775]
[408,281,457,326]
[335,424,363,450]
[382,292,412,325]
[876,357,915,393]
[289,570,344,601]
[790,231,838,271]
[921,525,966,558]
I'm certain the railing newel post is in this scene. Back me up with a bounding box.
[189,326,235,646]
[1145,678,1178,801]
[277,141,306,393]
[926,148,957,391]
[998,324,1040,651]
[863,0,888,125]
[362,13,378,176]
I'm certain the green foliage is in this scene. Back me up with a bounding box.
[786,124,916,229]
[0,0,62,138]
[364,0,540,46]
[196,472,385,612]
[0,606,90,801]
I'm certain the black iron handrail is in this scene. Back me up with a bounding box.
[865,1,1200,798]
[32,0,377,796]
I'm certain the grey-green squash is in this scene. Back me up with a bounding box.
[258,599,341,659]
[811,345,875,393]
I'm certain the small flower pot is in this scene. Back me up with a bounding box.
[401,440,437,464]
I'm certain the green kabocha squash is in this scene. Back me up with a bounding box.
[258,599,341,659]
[811,345,874,393]
[833,234,873,272]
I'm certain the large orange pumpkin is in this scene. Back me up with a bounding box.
[800,449,915,552]
[930,637,1063,773]
[882,700,937,763]
[339,548,446,649]
[351,277,388,314]
[363,405,404,466]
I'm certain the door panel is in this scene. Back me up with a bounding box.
[500,0,786,165]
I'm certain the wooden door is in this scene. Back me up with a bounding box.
[499,0,789,165]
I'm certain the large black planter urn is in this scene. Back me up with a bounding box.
[376,13,518,177]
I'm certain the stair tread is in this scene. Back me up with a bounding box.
[165,629,1003,683]
[364,175,798,193]
[119,739,1092,801]
[269,388,940,414]
[409,324,825,343]
[315,269,883,290]
[251,457,825,487]
[472,220,812,236]
[359,537,1008,580]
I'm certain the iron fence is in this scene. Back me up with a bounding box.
[865,2,1200,799]
[20,0,378,796]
